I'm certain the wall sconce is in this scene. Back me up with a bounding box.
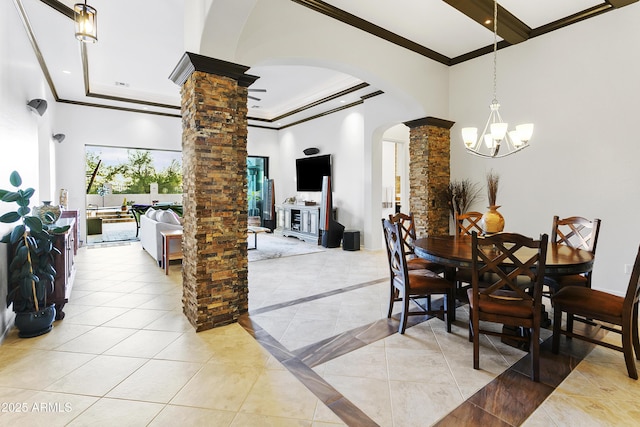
[74,1,98,43]
[52,134,66,143]
[27,99,48,116]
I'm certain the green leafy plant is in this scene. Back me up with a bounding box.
[0,171,69,313]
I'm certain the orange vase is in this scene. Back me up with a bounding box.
[481,205,505,235]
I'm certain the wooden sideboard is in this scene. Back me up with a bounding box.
[50,211,78,320]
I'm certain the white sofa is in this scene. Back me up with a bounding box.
[139,208,182,266]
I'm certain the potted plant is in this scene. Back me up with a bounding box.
[0,171,69,338]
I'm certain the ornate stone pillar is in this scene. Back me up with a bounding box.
[405,117,454,237]
[170,53,259,331]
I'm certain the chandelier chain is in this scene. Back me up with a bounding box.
[492,0,498,104]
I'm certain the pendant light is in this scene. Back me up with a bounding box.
[461,0,533,158]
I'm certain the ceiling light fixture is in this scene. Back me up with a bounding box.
[461,0,533,158]
[74,1,98,43]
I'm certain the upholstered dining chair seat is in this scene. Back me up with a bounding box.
[467,288,536,319]
[552,243,640,380]
[553,286,624,322]
[406,270,454,293]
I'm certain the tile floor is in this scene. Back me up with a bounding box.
[0,239,638,426]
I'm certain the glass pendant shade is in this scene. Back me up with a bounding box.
[74,2,97,43]
[462,128,478,148]
[516,123,534,142]
[484,134,494,149]
[490,122,508,141]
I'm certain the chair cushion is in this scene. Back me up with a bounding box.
[467,288,534,319]
[407,270,453,293]
[552,286,624,319]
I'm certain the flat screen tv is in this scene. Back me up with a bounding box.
[296,154,331,192]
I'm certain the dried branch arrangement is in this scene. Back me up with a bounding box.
[445,178,482,220]
[486,170,500,207]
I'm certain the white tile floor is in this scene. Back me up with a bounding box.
[0,240,638,426]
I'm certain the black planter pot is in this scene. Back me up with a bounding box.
[14,305,56,338]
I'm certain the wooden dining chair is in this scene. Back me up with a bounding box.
[552,244,640,380]
[468,231,549,382]
[454,211,484,237]
[389,212,445,274]
[382,218,455,334]
[545,215,601,295]
[453,211,484,291]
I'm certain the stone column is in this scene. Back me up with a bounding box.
[405,117,454,237]
[170,53,259,331]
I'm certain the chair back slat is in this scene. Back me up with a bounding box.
[455,211,484,236]
[382,218,409,288]
[389,212,418,257]
[472,231,548,304]
[551,215,601,254]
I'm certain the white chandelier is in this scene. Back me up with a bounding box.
[461,0,533,158]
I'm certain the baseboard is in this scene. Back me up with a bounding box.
[0,308,15,344]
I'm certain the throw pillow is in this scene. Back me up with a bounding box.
[167,209,183,225]
[145,207,157,220]
[157,210,181,225]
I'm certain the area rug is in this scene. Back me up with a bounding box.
[248,233,325,262]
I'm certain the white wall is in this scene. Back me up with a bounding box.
[449,5,640,295]
[275,107,365,234]
[54,103,182,243]
[0,0,59,339]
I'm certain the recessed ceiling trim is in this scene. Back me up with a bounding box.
[443,0,531,45]
[39,0,74,19]
[608,0,639,7]
[57,98,181,118]
[450,40,510,66]
[15,0,60,100]
[270,82,371,122]
[249,90,384,130]
[290,0,451,65]
[279,99,365,130]
[30,0,181,115]
[248,83,378,123]
[529,4,612,39]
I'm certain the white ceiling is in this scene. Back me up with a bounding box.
[15,0,627,128]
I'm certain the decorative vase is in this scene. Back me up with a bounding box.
[481,205,505,235]
[33,201,61,224]
[59,188,68,209]
[14,305,56,338]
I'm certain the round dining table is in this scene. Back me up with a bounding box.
[413,235,595,326]
[413,235,594,276]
